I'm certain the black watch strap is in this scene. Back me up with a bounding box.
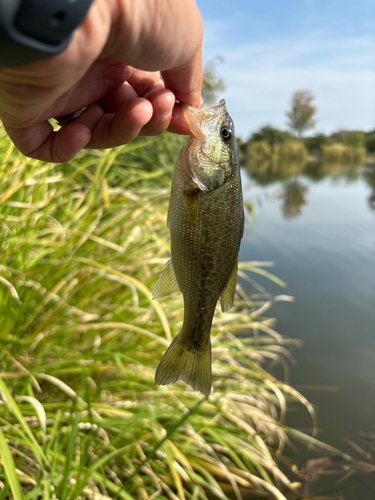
[0,0,94,68]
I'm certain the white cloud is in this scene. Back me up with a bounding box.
[203,29,375,139]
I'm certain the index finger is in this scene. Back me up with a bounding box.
[161,45,203,108]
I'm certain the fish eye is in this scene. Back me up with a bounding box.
[220,126,233,143]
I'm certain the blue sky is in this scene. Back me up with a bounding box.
[196,0,375,140]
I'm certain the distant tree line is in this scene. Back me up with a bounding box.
[242,125,373,164]
[242,91,373,164]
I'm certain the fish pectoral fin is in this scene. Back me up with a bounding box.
[220,260,238,312]
[152,259,181,300]
[183,187,200,230]
[155,332,212,395]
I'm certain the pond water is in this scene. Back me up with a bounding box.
[240,160,375,498]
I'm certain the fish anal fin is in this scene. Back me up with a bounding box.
[152,259,180,300]
[155,333,212,395]
[220,260,238,312]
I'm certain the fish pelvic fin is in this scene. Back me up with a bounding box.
[155,333,212,395]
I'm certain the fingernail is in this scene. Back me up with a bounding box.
[160,109,173,119]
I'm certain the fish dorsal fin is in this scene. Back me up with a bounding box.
[152,259,180,300]
[220,259,238,312]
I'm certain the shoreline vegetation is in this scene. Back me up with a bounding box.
[239,125,375,220]
[0,123,374,499]
[239,125,374,165]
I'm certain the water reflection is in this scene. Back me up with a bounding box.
[280,178,308,219]
[304,161,362,183]
[244,159,375,217]
[241,157,375,500]
[244,159,303,185]
[362,164,375,213]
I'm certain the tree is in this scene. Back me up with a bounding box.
[365,132,375,153]
[202,57,225,105]
[304,133,332,154]
[250,125,294,147]
[286,90,316,138]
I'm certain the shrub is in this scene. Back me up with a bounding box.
[330,130,365,148]
[274,140,307,161]
[365,132,375,153]
[247,140,272,159]
[345,131,365,148]
[250,125,295,146]
[321,143,366,163]
[304,133,333,154]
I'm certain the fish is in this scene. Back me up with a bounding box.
[152,99,244,395]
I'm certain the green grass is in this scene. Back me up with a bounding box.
[0,125,370,499]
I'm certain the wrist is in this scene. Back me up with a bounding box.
[0,0,95,68]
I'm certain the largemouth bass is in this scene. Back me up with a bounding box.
[153,99,243,395]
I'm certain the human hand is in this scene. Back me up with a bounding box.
[0,0,203,162]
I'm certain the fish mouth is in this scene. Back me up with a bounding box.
[181,105,202,138]
[181,99,227,139]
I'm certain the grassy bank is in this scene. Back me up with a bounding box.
[0,125,367,499]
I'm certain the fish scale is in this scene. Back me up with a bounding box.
[172,180,242,343]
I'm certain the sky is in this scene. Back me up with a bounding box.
[196,0,375,140]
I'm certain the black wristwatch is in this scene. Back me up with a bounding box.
[0,0,94,68]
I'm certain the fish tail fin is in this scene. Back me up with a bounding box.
[155,332,212,395]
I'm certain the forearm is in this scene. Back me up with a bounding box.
[0,0,96,68]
